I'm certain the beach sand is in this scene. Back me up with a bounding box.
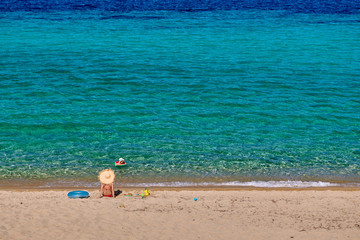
[1,188,360,240]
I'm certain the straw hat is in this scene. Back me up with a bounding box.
[98,169,115,185]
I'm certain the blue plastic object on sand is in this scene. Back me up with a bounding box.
[68,191,90,199]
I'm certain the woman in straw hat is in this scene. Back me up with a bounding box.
[98,169,115,198]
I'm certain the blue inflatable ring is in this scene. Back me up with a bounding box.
[68,190,90,199]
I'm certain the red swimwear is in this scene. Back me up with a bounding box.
[103,194,113,197]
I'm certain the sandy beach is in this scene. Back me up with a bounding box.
[1,188,360,240]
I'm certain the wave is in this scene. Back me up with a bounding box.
[9,180,360,189]
[121,180,360,188]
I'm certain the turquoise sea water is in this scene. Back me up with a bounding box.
[1,7,360,188]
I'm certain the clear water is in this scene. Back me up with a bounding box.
[1,2,360,187]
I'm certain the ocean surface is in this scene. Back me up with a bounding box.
[1,0,360,188]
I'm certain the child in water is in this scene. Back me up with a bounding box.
[115,157,126,166]
[98,169,115,198]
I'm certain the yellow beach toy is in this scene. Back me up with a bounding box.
[144,188,150,196]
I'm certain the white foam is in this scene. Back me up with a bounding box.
[121,180,359,188]
[37,180,360,189]
[217,181,340,188]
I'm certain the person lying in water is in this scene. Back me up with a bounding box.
[115,157,126,165]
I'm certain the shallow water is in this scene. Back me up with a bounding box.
[1,2,360,187]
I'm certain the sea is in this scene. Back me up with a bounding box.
[0,0,359,188]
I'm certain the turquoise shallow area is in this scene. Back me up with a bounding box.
[0,10,360,186]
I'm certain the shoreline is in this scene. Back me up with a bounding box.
[2,178,360,190]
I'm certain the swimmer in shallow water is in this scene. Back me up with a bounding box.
[115,157,126,166]
[118,158,125,164]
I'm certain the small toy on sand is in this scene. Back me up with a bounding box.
[144,188,150,196]
[115,158,127,167]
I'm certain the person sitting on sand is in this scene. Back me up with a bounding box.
[98,169,115,198]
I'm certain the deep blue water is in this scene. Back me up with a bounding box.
[0,1,360,188]
[1,0,360,14]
